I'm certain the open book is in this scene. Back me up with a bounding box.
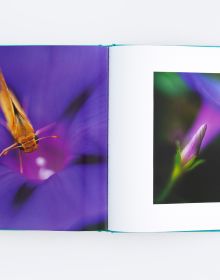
[0,45,219,232]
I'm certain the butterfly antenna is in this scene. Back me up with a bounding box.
[36,122,57,135]
[37,135,59,142]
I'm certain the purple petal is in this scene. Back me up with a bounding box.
[0,166,27,227]
[0,163,107,230]
[66,81,108,157]
[180,72,220,107]
[0,46,108,129]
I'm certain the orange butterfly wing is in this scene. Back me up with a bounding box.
[0,71,34,141]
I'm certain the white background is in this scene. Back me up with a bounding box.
[1,0,220,279]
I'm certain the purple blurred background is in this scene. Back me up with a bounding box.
[0,46,108,230]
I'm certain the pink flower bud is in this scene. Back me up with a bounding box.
[181,124,207,165]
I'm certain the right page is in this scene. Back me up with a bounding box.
[109,45,220,232]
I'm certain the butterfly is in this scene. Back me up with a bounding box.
[0,71,58,173]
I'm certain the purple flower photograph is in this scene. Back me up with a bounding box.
[154,72,220,204]
[0,46,108,230]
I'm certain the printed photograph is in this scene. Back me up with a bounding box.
[0,46,108,230]
[154,72,220,204]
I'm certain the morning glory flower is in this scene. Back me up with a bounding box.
[180,73,220,149]
[157,124,207,203]
[0,46,108,230]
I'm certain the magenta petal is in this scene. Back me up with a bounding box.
[184,102,220,149]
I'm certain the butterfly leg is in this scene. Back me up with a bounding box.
[36,122,56,135]
[18,149,23,174]
[0,143,19,157]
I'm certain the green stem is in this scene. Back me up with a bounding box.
[156,164,182,203]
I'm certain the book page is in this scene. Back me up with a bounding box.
[109,45,220,232]
[0,46,108,231]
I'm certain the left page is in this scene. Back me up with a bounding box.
[0,45,108,231]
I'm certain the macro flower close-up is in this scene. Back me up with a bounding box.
[0,46,108,230]
[154,71,220,204]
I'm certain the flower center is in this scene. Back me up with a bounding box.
[35,156,55,180]
[2,137,71,181]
